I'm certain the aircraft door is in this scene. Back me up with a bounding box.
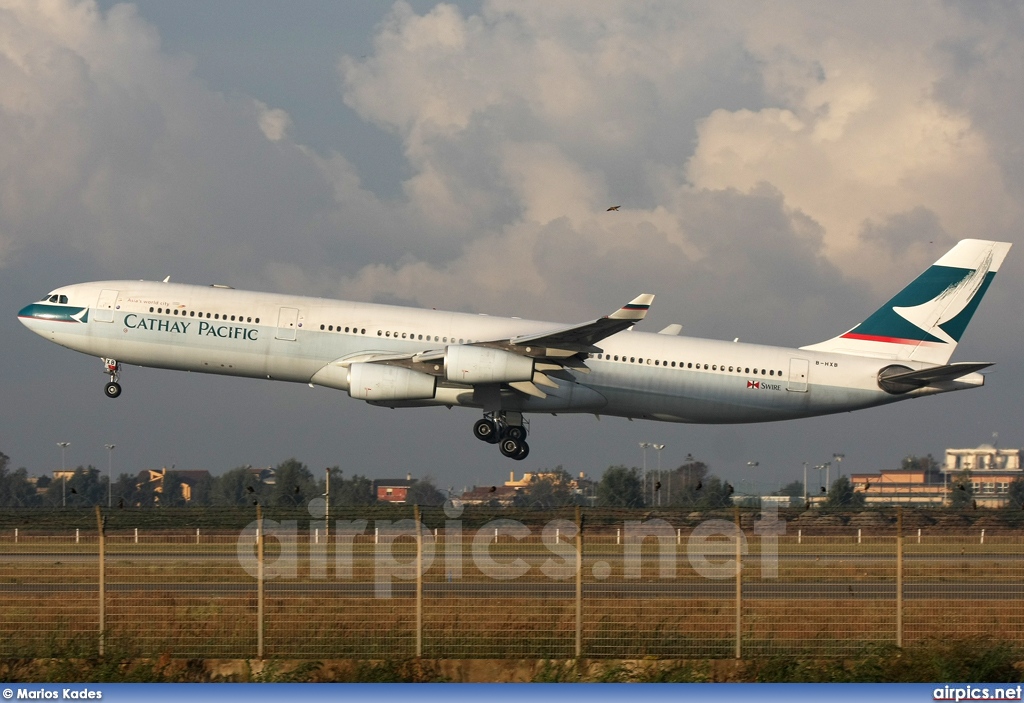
[94,289,119,323]
[275,307,299,341]
[787,358,809,392]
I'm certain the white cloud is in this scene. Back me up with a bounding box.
[256,102,292,142]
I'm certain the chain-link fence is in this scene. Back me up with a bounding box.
[1,506,1022,659]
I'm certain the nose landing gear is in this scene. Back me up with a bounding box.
[103,358,121,398]
[472,411,529,460]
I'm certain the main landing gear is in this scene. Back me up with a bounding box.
[473,411,530,460]
[103,358,121,398]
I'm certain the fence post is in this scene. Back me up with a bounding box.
[415,504,423,658]
[95,506,105,657]
[896,507,903,648]
[257,504,264,659]
[735,506,742,660]
[575,505,583,659]
[196,528,200,545]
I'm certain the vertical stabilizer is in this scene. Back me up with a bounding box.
[800,239,1011,364]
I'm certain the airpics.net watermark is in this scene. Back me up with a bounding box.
[235,499,786,597]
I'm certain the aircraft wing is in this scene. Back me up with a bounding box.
[343,294,654,399]
[506,294,655,353]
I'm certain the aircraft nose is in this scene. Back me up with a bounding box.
[17,303,35,322]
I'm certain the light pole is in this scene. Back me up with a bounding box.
[639,442,651,504]
[745,461,759,499]
[105,444,116,508]
[57,442,70,508]
[803,462,808,508]
[833,453,845,480]
[653,444,665,506]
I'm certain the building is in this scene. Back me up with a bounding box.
[459,485,519,506]
[850,445,1023,507]
[374,474,416,503]
[135,468,212,503]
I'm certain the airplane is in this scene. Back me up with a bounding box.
[17,238,1011,461]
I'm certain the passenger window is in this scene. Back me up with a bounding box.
[671,361,676,367]
[189,311,195,317]
[745,368,749,374]
[402,333,407,339]
[256,318,261,323]
[386,331,391,337]
[320,325,325,330]
[230,315,235,321]
[770,369,775,376]
[378,331,382,336]
[247,317,252,323]
[149,307,154,313]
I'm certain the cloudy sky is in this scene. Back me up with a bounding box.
[3,0,1022,493]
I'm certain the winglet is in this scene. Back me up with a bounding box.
[608,294,654,321]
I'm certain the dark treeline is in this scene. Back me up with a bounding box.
[0,452,385,509]
[2,450,1022,510]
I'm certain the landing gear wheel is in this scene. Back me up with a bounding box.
[499,437,524,459]
[473,419,499,443]
[515,441,530,461]
[505,425,527,441]
[104,382,122,399]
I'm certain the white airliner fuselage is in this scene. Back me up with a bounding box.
[18,239,1011,460]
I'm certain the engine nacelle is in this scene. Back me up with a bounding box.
[445,345,534,384]
[348,363,436,401]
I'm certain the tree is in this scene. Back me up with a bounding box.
[596,466,644,508]
[44,466,106,506]
[692,476,734,510]
[406,476,445,506]
[666,459,710,507]
[328,471,376,506]
[776,480,804,498]
[1007,477,1024,510]
[948,469,974,509]
[212,466,266,506]
[0,453,40,507]
[824,476,865,509]
[268,459,319,508]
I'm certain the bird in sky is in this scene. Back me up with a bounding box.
[695,480,702,491]
[606,205,620,211]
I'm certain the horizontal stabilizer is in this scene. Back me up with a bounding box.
[878,362,992,394]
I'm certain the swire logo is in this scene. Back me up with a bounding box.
[747,381,759,389]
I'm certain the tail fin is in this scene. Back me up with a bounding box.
[800,239,1011,364]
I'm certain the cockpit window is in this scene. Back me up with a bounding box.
[48,295,58,302]
[59,295,68,304]
[43,294,68,304]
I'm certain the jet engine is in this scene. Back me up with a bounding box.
[348,362,436,401]
[445,345,534,384]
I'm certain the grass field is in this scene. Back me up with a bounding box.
[2,519,1023,660]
